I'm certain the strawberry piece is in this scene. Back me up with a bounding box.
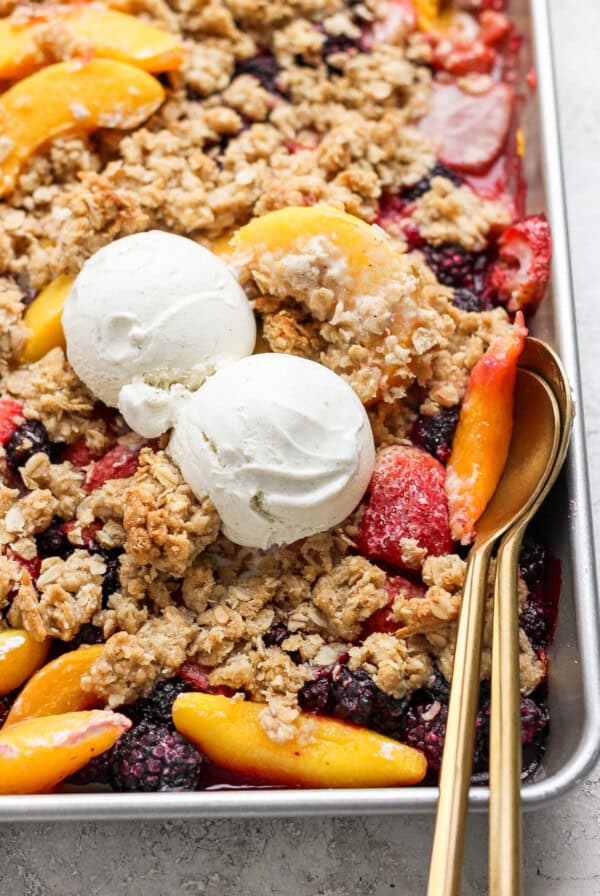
[0,399,24,446]
[431,37,496,76]
[356,445,454,571]
[487,215,552,313]
[179,662,235,697]
[63,439,99,468]
[479,10,511,46]
[62,520,102,549]
[85,445,139,492]
[8,549,41,581]
[419,81,513,173]
[375,192,407,236]
[363,575,426,636]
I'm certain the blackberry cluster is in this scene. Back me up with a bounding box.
[402,162,462,202]
[298,664,408,738]
[410,406,459,464]
[70,677,205,791]
[6,420,52,470]
[423,242,489,291]
[66,623,105,651]
[110,721,204,792]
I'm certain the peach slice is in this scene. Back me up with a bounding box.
[0,710,130,794]
[0,59,164,198]
[0,6,184,82]
[4,644,103,727]
[0,629,50,696]
[445,312,527,544]
[22,274,74,363]
[230,206,401,296]
[173,693,427,787]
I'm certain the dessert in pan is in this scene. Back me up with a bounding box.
[0,0,556,794]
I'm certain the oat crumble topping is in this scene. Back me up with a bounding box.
[0,0,550,753]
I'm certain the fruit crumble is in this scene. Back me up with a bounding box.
[0,0,557,794]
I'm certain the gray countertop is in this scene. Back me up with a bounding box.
[2,2,599,893]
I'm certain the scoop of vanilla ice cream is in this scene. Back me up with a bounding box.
[62,231,256,412]
[168,353,375,549]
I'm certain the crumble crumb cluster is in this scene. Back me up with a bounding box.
[0,0,548,749]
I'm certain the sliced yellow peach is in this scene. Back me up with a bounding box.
[0,59,164,198]
[4,644,103,727]
[173,693,427,787]
[0,629,50,696]
[445,312,527,545]
[22,274,74,363]
[230,206,400,294]
[0,6,184,82]
[0,710,130,794]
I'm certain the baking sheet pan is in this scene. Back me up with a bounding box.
[1,0,599,821]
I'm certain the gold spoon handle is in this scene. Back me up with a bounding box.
[427,540,494,896]
[489,528,525,896]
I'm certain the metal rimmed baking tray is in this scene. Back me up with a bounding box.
[1,0,599,821]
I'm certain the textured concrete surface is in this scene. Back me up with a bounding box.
[2,2,600,893]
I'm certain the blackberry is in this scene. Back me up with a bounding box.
[519,537,547,591]
[520,696,549,745]
[330,665,379,726]
[68,750,112,787]
[452,287,491,313]
[402,699,447,772]
[36,517,74,560]
[298,676,333,714]
[263,622,291,649]
[66,623,105,651]
[109,720,204,792]
[234,52,283,95]
[299,664,408,737]
[402,163,462,202]
[519,537,561,650]
[410,406,459,464]
[6,420,52,470]
[263,622,302,662]
[423,242,488,290]
[124,677,189,727]
[101,551,122,605]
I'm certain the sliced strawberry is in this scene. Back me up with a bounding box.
[85,445,139,493]
[487,215,552,313]
[419,81,513,173]
[0,399,24,446]
[356,445,454,571]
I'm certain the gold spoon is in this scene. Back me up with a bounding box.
[489,342,573,896]
[427,361,562,896]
